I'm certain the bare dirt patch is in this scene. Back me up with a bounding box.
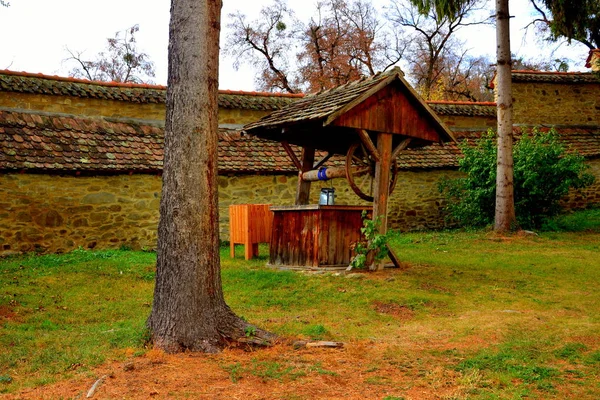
[0,304,18,321]
[372,301,415,320]
[6,341,474,400]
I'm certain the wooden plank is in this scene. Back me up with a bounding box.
[323,73,398,126]
[295,146,315,205]
[230,204,272,260]
[330,84,441,142]
[270,206,369,269]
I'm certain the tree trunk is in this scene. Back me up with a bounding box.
[148,0,273,353]
[494,0,516,232]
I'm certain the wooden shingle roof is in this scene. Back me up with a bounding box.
[244,67,456,153]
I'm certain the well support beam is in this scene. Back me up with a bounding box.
[295,146,315,205]
[372,132,393,270]
[357,129,380,162]
[391,137,412,160]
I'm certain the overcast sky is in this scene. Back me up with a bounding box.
[0,0,590,91]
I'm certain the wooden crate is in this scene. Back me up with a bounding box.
[229,204,273,260]
[269,205,371,269]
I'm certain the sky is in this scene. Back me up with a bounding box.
[0,0,591,91]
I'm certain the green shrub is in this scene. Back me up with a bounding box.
[440,128,594,229]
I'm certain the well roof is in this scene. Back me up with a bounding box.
[244,67,456,148]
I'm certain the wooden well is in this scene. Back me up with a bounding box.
[244,68,455,269]
[270,205,370,269]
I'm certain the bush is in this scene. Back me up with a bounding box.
[440,128,595,229]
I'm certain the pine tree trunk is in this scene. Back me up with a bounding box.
[494,0,516,232]
[148,0,273,353]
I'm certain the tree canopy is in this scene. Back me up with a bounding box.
[531,0,600,49]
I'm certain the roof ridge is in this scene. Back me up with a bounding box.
[310,68,401,97]
[0,69,167,89]
[0,70,309,98]
[219,89,305,98]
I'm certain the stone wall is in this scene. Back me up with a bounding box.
[439,115,496,131]
[512,81,600,126]
[2,161,599,256]
[0,170,452,255]
[0,174,162,255]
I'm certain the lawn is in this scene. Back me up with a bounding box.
[0,209,599,399]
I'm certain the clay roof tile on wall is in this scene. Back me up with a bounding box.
[1,107,599,174]
[427,101,496,117]
[489,70,600,88]
[0,70,302,111]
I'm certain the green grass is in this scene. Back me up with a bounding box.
[542,207,600,232]
[1,210,600,398]
[0,248,155,390]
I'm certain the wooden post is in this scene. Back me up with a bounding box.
[296,146,315,205]
[372,132,393,270]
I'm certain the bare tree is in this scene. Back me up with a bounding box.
[297,0,403,92]
[434,53,495,101]
[225,0,403,93]
[65,25,155,84]
[226,0,300,93]
[387,0,491,100]
[148,0,273,352]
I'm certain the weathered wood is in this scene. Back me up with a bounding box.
[282,141,303,171]
[295,146,315,205]
[305,341,344,348]
[302,166,352,182]
[345,142,398,202]
[372,133,393,270]
[330,84,442,142]
[391,137,412,160]
[357,129,380,162]
[323,73,398,127]
[386,243,401,268]
[229,204,273,260]
[293,340,344,349]
[269,205,370,269]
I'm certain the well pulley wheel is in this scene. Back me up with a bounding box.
[344,141,399,202]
